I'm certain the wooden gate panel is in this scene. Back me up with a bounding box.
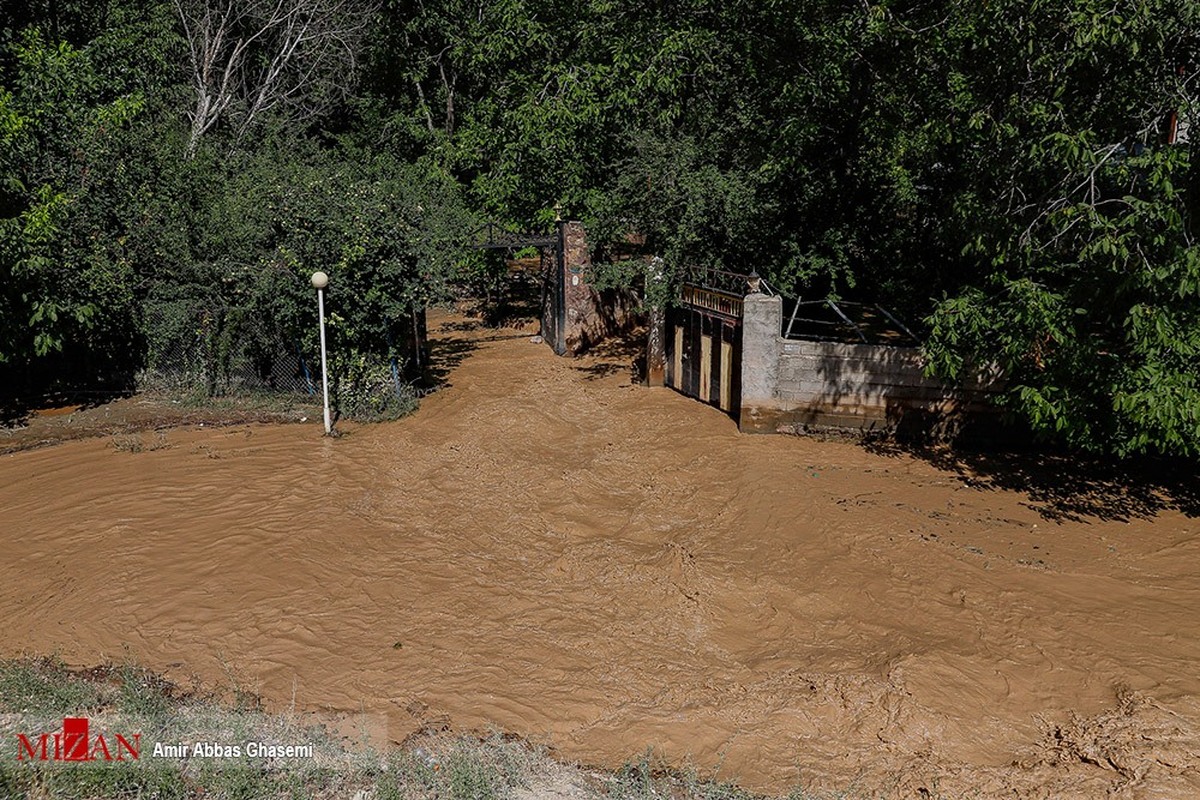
[687,307,701,398]
[665,285,743,418]
[721,320,741,413]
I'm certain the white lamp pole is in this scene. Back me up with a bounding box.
[311,271,332,435]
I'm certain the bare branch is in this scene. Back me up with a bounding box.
[174,0,378,157]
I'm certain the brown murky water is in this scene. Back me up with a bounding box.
[3,313,1200,797]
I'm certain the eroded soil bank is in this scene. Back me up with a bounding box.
[3,313,1199,798]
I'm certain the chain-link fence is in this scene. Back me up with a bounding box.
[137,300,318,397]
[136,299,426,421]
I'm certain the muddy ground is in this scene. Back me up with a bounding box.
[2,312,1199,798]
[1,393,318,455]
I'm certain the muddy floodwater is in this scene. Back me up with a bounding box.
[3,313,1200,798]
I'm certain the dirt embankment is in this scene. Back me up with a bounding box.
[2,312,1199,798]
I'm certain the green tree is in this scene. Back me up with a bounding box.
[913,1,1200,456]
[0,2,179,398]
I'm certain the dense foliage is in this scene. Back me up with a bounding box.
[1,0,472,412]
[2,0,1198,456]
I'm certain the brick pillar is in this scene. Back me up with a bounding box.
[739,292,783,433]
[561,220,591,355]
[644,257,666,386]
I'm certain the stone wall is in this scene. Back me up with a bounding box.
[739,293,999,437]
[559,221,640,356]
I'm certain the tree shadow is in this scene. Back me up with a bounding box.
[573,326,646,383]
[462,264,544,330]
[489,270,543,330]
[419,331,479,390]
[0,398,31,429]
[863,438,1200,523]
[1,388,134,429]
[420,315,537,391]
[436,319,483,333]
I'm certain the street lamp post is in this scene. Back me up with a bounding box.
[311,271,332,435]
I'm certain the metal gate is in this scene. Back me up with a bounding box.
[665,284,742,416]
[539,237,565,355]
[471,221,564,354]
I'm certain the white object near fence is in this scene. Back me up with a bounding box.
[311,271,332,435]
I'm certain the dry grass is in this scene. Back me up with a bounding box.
[0,658,871,800]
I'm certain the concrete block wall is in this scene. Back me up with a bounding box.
[739,293,999,436]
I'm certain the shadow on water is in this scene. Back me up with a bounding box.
[420,327,479,391]
[488,275,543,330]
[573,326,647,383]
[421,315,535,392]
[864,438,1200,523]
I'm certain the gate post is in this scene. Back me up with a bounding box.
[739,292,783,433]
[554,219,569,355]
[561,220,588,355]
[644,257,667,386]
[645,308,666,386]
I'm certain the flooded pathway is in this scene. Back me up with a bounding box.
[3,313,1199,797]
